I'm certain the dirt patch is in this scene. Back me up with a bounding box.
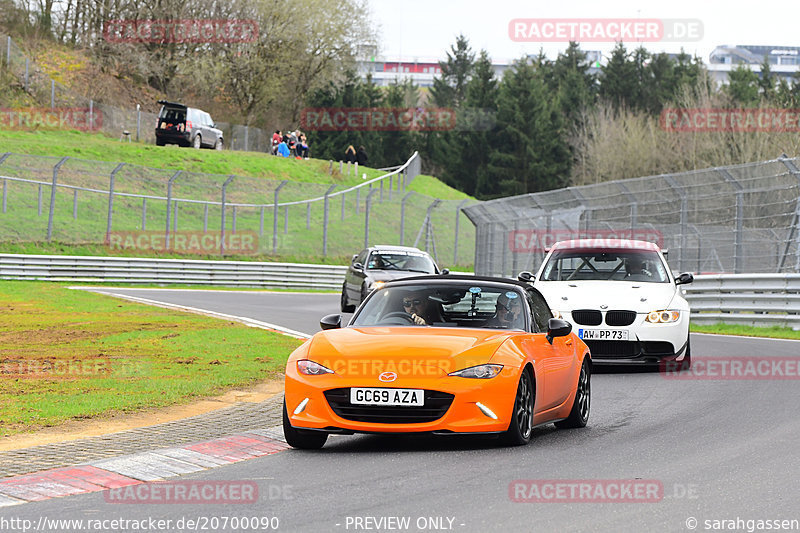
[0,379,284,452]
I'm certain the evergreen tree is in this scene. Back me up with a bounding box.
[758,56,776,101]
[726,65,760,105]
[598,43,638,112]
[484,57,571,198]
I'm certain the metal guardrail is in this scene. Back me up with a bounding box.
[0,254,348,290]
[684,274,800,328]
[2,255,797,327]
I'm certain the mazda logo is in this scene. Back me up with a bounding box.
[378,371,397,382]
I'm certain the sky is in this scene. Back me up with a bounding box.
[365,0,800,65]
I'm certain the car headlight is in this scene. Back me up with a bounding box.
[297,359,334,375]
[370,281,386,291]
[645,310,681,323]
[448,364,503,379]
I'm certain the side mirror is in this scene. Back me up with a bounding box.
[320,314,342,330]
[352,262,364,271]
[545,318,572,344]
[518,271,534,283]
[675,272,694,285]
[440,268,450,275]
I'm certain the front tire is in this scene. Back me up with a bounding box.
[555,359,590,429]
[341,283,355,312]
[500,368,534,446]
[283,399,327,449]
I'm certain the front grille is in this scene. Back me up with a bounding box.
[605,310,637,326]
[584,340,641,358]
[572,309,602,326]
[323,388,454,424]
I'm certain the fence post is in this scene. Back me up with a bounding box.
[716,168,744,274]
[388,175,393,200]
[306,203,311,230]
[663,175,689,272]
[341,191,346,221]
[340,160,343,174]
[244,126,249,152]
[355,187,360,214]
[232,206,237,234]
[50,79,54,109]
[141,198,147,230]
[272,180,287,253]
[454,199,469,266]
[164,170,181,250]
[400,192,414,245]
[105,163,124,239]
[364,189,378,248]
[221,175,235,254]
[89,100,93,131]
[259,206,264,236]
[72,189,78,219]
[173,201,178,232]
[0,153,10,215]
[777,157,800,272]
[203,204,209,232]
[46,156,69,242]
[322,185,337,256]
[136,104,141,142]
[38,184,42,216]
[284,206,288,234]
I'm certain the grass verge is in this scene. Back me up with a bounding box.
[691,323,800,340]
[0,281,303,436]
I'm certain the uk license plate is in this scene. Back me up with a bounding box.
[350,388,424,406]
[578,329,629,341]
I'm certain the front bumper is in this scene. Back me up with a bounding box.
[284,367,519,434]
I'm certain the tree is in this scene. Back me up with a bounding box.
[726,65,760,105]
[484,57,571,198]
[598,43,638,112]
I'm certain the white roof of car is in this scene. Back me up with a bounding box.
[550,239,661,252]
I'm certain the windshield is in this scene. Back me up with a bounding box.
[367,252,436,273]
[540,250,669,283]
[351,283,528,330]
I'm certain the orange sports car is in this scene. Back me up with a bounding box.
[283,275,591,449]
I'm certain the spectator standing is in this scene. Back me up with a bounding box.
[356,145,368,166]
[344,145,357,163]
[296,133,309,159]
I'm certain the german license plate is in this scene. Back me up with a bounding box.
[578,329,629,340]
[350,388,424,406]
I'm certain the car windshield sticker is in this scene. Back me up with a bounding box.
[469,287,482,294]
[505,292,518,299]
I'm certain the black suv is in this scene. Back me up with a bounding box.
[155,101,223,149]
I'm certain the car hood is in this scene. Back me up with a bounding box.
[306,327,513,377]
[535,281,677,313]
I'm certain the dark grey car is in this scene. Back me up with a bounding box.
[340,245,442,312]
[155,101,223,150]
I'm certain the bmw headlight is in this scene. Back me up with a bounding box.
[645,310,681,323]
[448,364,503,379]
[297,359,334,375]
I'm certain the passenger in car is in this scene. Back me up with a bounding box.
[484,292,524,329]
[624,257,653,280]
